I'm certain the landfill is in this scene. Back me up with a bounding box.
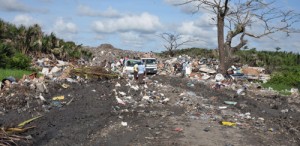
[0,44,299,146]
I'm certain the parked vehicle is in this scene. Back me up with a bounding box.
[141,58,158,74]
[123,59,142,74]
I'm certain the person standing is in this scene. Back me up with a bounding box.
[185,62,192,78]
[133,63,139,80]
[181,61,187,78]
[137,62,145,84]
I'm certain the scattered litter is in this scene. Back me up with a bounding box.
[187,82,195,87]
[218,106,227,109]
[224,101,237,105]
[39,93,46,101]
[144,84,148,88]
[221,121,236,126]
[121,122,128,126]
[142,96,150,101]
[281,109,289,113]
[61,83,70,89]
[162,98,170,103]
[115,82,121,87]
[119,92,126,96]
[130,85,139,91]
[52,95,65,100]
[237,87,246,95]
[51,101,63,107]
[174,127,183,132]
[215,73,225,81]
[116,97,126,105]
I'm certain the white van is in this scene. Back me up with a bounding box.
[123,59,142,74]
[141,58,158,74]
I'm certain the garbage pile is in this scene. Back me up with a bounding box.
[159,54,273,95]
[0,54,115,115]
[88,44,157,67]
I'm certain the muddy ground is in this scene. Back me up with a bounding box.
[1,74,300,146]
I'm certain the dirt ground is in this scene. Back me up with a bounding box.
[1,74,300,146]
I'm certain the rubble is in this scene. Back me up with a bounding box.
[1,47,299,145]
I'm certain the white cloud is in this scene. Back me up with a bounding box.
[164,0,209,14]
[53,17,77,34]
[77,5,121,18]
[247,32,300,52]
[52,17,78,40]
[0,0,31,12]
[92,12,162,33]
[120,32,145,49]
[0,0,47,13]
[12,14,41,27]
[176,14,217,49]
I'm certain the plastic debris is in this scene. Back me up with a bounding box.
[174,127,183,132]
[119,91,126,96]
[142,96,150,101]
[224,101,237,105]
[52,101,63,107]
[215,73,225,81]
[130,85,139,91]
[61,83,70,89]
[218,106,227,109]
[121,122,127,126]
[187,82,195,87]
[39,93,46,101]
[162,98,170,103]
[52,95,65,100]
[144,84,148,88]
[116,97,126,105]
[221,121,236,126]
[237,86,247,95]
[115,82,121,87]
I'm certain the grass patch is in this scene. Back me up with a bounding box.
[0,68,33,81]
[262,83,292,95]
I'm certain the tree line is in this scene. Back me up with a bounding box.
[0,19,92,69]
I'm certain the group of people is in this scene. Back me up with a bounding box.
[173,61,193,78]
[133,61,146,84]
[103,56,130,71]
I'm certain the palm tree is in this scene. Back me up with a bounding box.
[15,25,29,54]
[27,24,43,55]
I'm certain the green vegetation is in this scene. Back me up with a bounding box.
[0,19,92,70]
[0,69,33,81]
[158,47,216,58]
[236,49,300,92]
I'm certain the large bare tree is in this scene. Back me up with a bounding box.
[179,0,300,74]
[160,32,194,57]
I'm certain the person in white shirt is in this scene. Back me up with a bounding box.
[137,62,146,84]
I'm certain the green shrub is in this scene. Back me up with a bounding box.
[264,66,300,91]
[69,49,82,59]
[8,53,31,69]
[0,44,15,68]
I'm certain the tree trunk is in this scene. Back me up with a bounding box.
[217,15,226,74]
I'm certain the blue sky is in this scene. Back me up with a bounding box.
[0,0,300,52]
